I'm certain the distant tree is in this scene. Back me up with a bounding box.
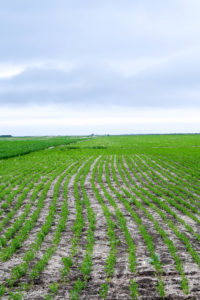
[0,135,12,138]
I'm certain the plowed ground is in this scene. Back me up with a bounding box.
[0,152,200,299]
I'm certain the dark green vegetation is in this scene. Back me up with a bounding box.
[0,134,199,299]
[0,136,85,159]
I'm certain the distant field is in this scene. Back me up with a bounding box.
[0,136,85,159]
[0,134,200,299]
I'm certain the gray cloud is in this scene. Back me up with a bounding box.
[1,0,200,61]
[0,0,200,123]
[1,50,200,108]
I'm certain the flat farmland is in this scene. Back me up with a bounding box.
[0,135,200,299]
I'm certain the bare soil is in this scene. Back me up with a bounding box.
[0,155,200,299]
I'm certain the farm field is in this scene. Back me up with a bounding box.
[0,134,200,299]
[0,136,84,159]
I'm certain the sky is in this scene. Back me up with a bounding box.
[0,0,200,136]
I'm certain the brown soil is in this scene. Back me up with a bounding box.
[0,155,200,299]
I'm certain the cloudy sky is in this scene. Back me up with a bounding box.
[0,0,200,135]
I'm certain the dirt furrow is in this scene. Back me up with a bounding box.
[80,156,118,299]
[125,156,200,248]
[0,164,74,286]
[138,155,200,200]
[105,156,161,299]
[0,175,48,238]
[23,160,89,299]
[120,156,200,298]
[144,156,200,195]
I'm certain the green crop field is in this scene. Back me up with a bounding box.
[0,134,200,299]
[0,136,85,159]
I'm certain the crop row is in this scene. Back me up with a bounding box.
[0,152,199,299]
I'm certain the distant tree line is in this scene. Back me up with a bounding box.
[0,135,12,138]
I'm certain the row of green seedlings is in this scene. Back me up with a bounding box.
[20,160,82,300]
[90,156,120,299]
[0,152,36,175]
[115,156,200,292]
[54,157,92,299]
[0,175,11,194]
[0,173,15,191]
[28,160,83,282]
[0,169,32,205]
[0,161,73,261]
[0,174,49,250]
[107,156,167,298]
[137,155,200,208]
[0,159,71,261]
[0,160,80,299]
[113,156,190,294]
[146,155,200,194]
[138,155,200,209]
[68,157,97,300]
[0,167,44,212]
[137,155,200,223]
[98,156,138,299]
[132,155,200,218]
[156,155,200,194]
[0,162,57,239]
[0,157,38,197]
[154,154,200,183]
[124,156,200,245]
[0,161,63,249]
[0,152,54,204]
[142,153,199,184]
[120,156,200,262]
[44,156,95,299]
[0,156,59,220]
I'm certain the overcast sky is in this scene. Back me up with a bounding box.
[0,0,200,135]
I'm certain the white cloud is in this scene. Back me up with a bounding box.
[1,1,200,134]
[0,60,75,79]
[0,64,25,79]
[0,105,199,135]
